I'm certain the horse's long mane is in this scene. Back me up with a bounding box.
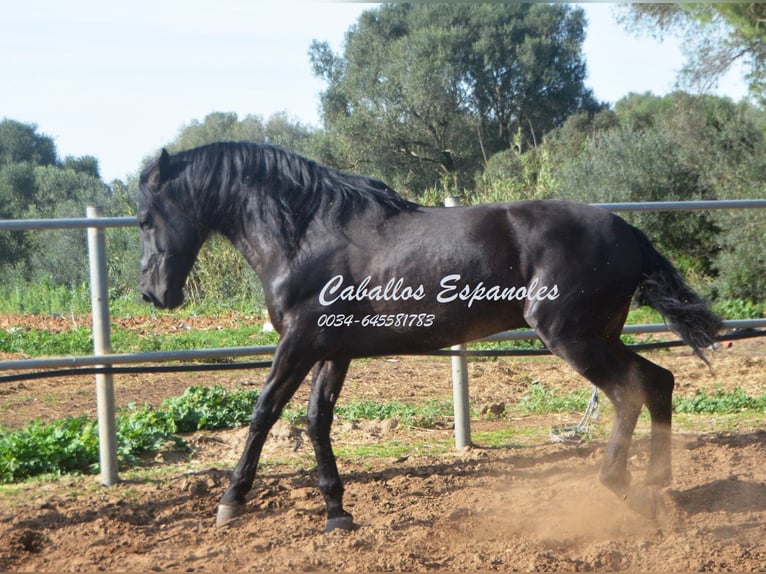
[174,141,419,253]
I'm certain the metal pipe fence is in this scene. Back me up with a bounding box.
[1,199,765,480]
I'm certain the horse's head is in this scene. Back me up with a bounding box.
[138,148,206,309]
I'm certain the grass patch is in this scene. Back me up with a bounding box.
[335,440,450,461]
[0,324,279,357]
[673,386,766,414]
[336,398,454,428]
[518,381,593,414]
[0,327,94,356]
[471,427,530,448]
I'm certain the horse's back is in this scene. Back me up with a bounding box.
[310,199,646,354]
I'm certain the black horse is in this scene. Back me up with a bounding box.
[138,141,721,531]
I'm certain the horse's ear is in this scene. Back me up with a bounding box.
[158,148,171,181]
[145,148,171,192]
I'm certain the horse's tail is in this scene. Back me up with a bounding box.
[633,227,722,363]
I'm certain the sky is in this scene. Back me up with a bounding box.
[2,2,750,183]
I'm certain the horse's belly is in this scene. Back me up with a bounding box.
[322,302,528,358]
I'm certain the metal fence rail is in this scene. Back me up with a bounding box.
[0,319,764,374]
[1,199,765,483]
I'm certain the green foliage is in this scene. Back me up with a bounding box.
[0,119,57,166]
[713,299,765,320]
[535,92,766,297]
[160,385,260,432]
[0,280,93,315]
[0,119,113,288]
[0,325,93,356]
[472,142,559,203]
[0,383,457,484]
[336,398,453,428]
[553,124,719,277]
[713,209,766,302]
[619,4,766,103]
[674,387,766,414]
[469,337,547,354]
[518,381,592,414]
[0,321,277,357]
[169,111,315,157]
[4,376,766,484]
[311,3,601,195]
[4,16,766,312]
[0,385,260,484]
[0,417,100,483]
[183,235,265,311]
[115,404,180,460]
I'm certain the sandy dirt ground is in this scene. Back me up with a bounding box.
[1,313,765,571]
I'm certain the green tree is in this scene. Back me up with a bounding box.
[171,112,267,151]
[0,119,114,288]
[0,119,57,167]
[0,163,36,267]
[169,111,314,155]
[62,155,100,179]
[539,91,766,293]
[310,3,602,195]
[21,166,111,285]
[619,4,766,102]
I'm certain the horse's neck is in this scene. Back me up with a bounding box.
[223,208,297,280]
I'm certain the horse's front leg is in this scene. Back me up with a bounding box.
[216,343,315,527]
[307,358,353,532]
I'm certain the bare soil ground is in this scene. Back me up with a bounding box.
[1,314,766,571]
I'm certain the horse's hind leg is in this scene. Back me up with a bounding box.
[546,336,673,518]
[636,353,674,488]
[307,358,353,532]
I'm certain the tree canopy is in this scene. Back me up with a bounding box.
[0,119,111,285]
[310,3,602,194]
[620,4,766,103]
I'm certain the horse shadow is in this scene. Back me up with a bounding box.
[669,478,766,514]
[667,429,766,515]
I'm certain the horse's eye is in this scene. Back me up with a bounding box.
[138,215,152,230]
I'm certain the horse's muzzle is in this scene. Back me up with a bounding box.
[141,290,166,309]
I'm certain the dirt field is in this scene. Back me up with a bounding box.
[1,314,766,571]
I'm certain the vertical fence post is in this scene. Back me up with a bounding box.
[444,196,471,449]
[87,206,119,485]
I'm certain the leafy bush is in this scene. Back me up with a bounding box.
[0,382,460,484]
[713,210,766,303]
[116,403,181,461]
[335,398,453,427]
[0,326,93,356]
[713,299,765,320]
[0,417,99,483]
[0,385,260,484]
[161,385,259,432]
[674,387,766,414]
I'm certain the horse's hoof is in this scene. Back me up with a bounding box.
[216,503,246,527]
[626,485,667,520]
[324,514,355,533]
